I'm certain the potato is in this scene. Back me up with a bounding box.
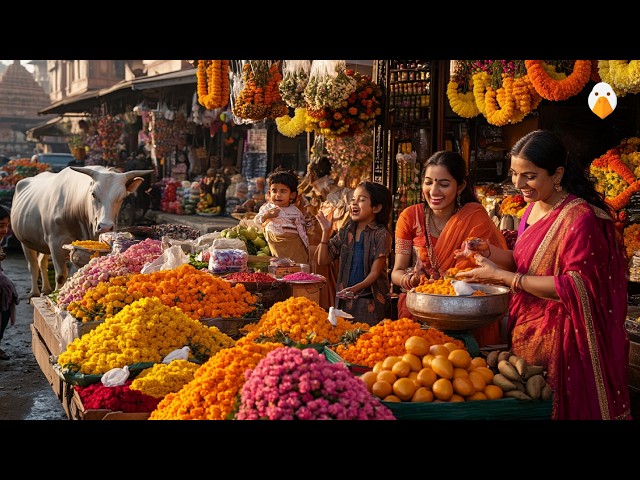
[525,375,546,399]
[498,359,521,381]
[493,373,517,392]
[486,350,499,368]
[523,365,544,380]
[498,350,512,363]
[505,390,532,401]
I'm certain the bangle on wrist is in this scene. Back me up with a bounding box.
[510,272,523,293]
[319,241,328,245]
[483,247,492,258]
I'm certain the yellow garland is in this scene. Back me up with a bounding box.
[524,60,591,101]
[472,71,490,116]
[275,107,312,137]
[600,60,640,96]
[484,75,519,126]
[446,79,480,118]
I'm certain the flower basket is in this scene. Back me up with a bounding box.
[323,346,370,375]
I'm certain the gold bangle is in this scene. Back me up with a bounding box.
[510,272,523,293]
[319,241,328,245]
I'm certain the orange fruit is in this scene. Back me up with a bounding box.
[382,356,402,370]
[411,386,434,403]
[416,367,437,388]
[372,381,393,399]
[430,344,450,358]
[432,378,454,401]
[484,384,504,400]
[391,360,411,378]
[467,391,488,401]
[448,349,472,369]
[443,342,461,353]
[376,370,397,385]
[452,367,469,378]
[468,370,487,392]
[372,361,384,374]
[393,377,417,401]
[430,356,454,380]
[383,395,402,402]
[405,336,430,357]
[452,376,476,397]
[359,371,377,392]
[475,366,495,385]
[402,353,423,372]
[421,354,435,368]
[450,394,465,402]
[471,356,487,368]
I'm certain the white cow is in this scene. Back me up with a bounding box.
[11,165,153,298]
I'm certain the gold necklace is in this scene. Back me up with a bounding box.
[429,210,442,236]
[538,191,570,222]
[423,204,442,279]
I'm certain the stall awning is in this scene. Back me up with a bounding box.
[25,115,67,141]
[38,68,198,116]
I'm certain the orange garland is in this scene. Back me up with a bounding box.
[196,60,230,110]
[524,60,592,101]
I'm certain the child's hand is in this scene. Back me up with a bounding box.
[315,211,333,233]
[264,207,280,219]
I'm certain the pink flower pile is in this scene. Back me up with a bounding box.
[235,347,396,420]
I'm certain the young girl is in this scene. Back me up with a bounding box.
[0,206,19,361]
[254,168,310,264]
[315,181,393,326]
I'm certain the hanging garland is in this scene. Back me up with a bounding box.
[484,75,519,126]
[275,107,312,138]
[196,60,230,110]
[471,71,490,116]
[524,60,591,101]
[447,78,480,118]
[599,60,640,96]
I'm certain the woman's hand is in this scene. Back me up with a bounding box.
[454,237,490,259]
[455,254,500,284]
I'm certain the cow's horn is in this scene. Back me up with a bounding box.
[125,169,154,180]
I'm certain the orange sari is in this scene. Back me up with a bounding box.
[395,202,508,346]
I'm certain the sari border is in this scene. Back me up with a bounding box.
[528,198,582,274]
[567,270,610,420]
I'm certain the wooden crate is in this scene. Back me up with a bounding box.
[284,281,326,305]
[69,389,151,421]
[30,324,64,402]
[31,297,64,357]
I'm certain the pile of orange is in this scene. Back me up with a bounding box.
[360,335,504,403]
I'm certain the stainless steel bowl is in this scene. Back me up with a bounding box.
[406,283,510,331]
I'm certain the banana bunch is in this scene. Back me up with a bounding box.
[485,350,553,401]
[220,225,271,256]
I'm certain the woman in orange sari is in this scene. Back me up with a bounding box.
[391,151,507,347]
[457,130,632,420]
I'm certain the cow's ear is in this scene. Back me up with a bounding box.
[126,177,145,193]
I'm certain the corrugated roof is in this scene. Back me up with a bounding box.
[39,68,197,115]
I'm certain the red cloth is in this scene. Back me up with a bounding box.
[395,202,508,346]
[510,195,632,420]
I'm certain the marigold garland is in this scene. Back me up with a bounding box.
[275,107,312,137]
[599,60,640,97]
[484,75,517,126]
[472,71,490,115]
[524,60,591,101]
[447,79,480,118]
[196,60,230,110]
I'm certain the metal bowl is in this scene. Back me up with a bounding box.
[406,283,510,331]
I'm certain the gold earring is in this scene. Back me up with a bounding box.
[555,182,562,192]
[456,194,462,209]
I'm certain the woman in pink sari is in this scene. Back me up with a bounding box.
[457,130,632,420]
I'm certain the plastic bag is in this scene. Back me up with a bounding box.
[209,248,248,273]
[161,236,194,255]
[141,245,190,274]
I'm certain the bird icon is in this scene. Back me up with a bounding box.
[162,346,191,364]
[328,306,354,326]
[588,82,617,119]
[101,365,130,387]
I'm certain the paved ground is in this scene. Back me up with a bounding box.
[0,246,68,420]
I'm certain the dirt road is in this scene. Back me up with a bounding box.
[0,246,68,420]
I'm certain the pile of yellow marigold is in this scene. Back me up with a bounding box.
[57,296,235,375]
[131,360,201,399]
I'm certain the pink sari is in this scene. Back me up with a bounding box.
[511,194,632,420]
